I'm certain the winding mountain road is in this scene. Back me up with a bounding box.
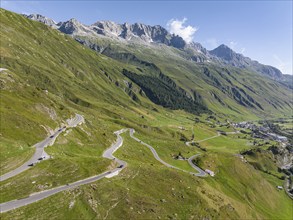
[187,154,206,176]
[129,129,207,177]
[102,129,128,168]
[186,130,240,146]
[0,129,128,213]
[0,128,207,213]
[0,114,84,182]
[186,132,221,146]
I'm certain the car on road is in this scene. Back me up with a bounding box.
[118,165,123,168]
[28,163,35,166]
[38,156,46,160]
[58,128,62,131]
[49,135,54,138]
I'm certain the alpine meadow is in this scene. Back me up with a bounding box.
[0,3,292,220]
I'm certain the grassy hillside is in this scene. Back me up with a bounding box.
[1,132,292,219]
[76,34,293,120]
[0,8,152,173]
[0,9,292,219]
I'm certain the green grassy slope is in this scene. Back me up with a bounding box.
[77,33,293,120]
[0,9,292,219]
[1,133,292,220]
[0,8,151,172]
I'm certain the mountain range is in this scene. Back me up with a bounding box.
[25,13,289,80]
[22,13,293,119]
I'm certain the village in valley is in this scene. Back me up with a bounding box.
[232,119,293,198]
[232,121,288,143]
[184,116,293,198]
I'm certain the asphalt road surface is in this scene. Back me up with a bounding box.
[102,129,128,168]
[0,114,84,182]
[187,154,207,176]
[0,129,127,213]
[129,129,207,177]
[196,132,221,143]
[0,127,207,213]
[185,131,239,145]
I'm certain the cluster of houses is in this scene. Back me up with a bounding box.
[232,121,257,130]
[232,121,288,143]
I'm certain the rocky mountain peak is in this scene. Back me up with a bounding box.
[23,13,284,79]
[91,20,123,36]
[24,14,57,28]
[210,44,283,78]
[68,18,79,24]
[58,18,94,35]
[130,23,153,38]
[24,13,186,48]
[189,42,209,55]
[91,20,186,48]
[218,44,230,50]
[209,44,236,61]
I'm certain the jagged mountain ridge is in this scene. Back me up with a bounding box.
[24,14,186,49]
[24,13,288,80]
[210,44,283,79]
[25,14,58,28]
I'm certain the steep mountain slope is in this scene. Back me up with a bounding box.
[0,9,162,173]
[1,9,292,220]
[75,34,293,120]
[210,44,283,79]
[24,13,293,120]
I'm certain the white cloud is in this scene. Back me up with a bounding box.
[167,18,197,43]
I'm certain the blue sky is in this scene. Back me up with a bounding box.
[1,0,292,75]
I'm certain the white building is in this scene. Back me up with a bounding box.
[205,169,215,177]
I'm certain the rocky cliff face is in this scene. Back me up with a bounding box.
[25,14,58,28]
[91,21,123,37]
[24,13,285,79]
[25,14,185,48]
[91,21,186,48]
[58,18,96,36]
